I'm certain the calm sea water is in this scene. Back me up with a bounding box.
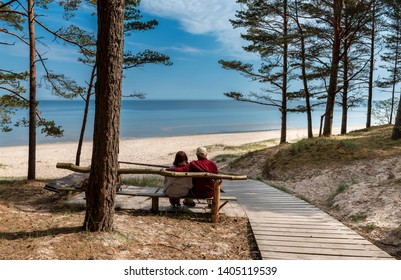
[0,99,366,147]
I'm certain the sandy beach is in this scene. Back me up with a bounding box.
[0,126,361,179]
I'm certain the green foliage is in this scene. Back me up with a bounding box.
[121,176,164,187]
[0,1,26,31]
[0,70,29,132]
[267,182,292,194]
[271,138,359,169]
[42,72,86,99]
[350,213,367,223]
[259,125,401,179]
[326,182,350,207]
[361,223,378,233]
[372,98,399,124]
[39,119,64,137]
[0,70,28,93]
[212,154,240,164]
[58,24,96,61]
[219,0,293,110]
[123,50,172,69]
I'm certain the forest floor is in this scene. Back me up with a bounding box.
[0,180,258,260]
[222,124,401,259]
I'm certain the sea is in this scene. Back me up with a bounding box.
[0,99,367,147]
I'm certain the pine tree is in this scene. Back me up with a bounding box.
[219,0,293,144]
[378,0,401,128]
[1,0,81,179]
[83,0,125,232]
[56,0,172,166]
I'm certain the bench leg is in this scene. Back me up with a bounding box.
[219,200,229,211]
[211,180,221,223]
[151,197,159,213]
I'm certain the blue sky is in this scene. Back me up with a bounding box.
[1,0,260,100]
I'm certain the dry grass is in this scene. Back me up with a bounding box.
[0,180,258,260]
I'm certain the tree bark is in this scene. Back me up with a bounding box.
[366,2,375,128]
[294,0,313,138]
[323,0,343,136]
[83,0,125,232]
[391,94,401,140]
[389,31,400,125]
[341,11,349,135]
[75,64,96,166]
[280,0,288,144]
[27,0,36,180]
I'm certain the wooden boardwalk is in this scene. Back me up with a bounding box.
[222,180,393,260]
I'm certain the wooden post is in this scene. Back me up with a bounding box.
[151,197,159,213]
[211,179,222,223]
[117,162,121,183]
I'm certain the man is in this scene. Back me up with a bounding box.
[167,147,219,207]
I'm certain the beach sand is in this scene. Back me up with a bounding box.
[0,126,361,179]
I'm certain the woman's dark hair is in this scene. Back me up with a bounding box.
[173,151,188,167]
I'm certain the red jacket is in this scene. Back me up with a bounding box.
[167,159,218,198]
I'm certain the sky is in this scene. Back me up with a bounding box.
[1,0,261,100]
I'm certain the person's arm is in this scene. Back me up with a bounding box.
[210,160,219,174]
[166,162,191,172]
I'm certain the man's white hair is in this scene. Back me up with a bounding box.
[196,146,207,157]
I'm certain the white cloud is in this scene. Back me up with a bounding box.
[141,0,253,58]
[161,45,205,54]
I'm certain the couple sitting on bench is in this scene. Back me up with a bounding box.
[163,146,218,208]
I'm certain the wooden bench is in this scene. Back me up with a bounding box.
[50,163,247,223]
[117,185,238,214]
[44,172,89,193]
[45,174,236,213]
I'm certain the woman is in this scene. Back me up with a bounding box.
[163,151,192,207]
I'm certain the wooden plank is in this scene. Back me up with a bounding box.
[44,172,88,192]
[253,230,366,239]
[255,234,373,245]
[260,251,390,260]
[57,162,247,180]
[151,197,159,213]
[44,186,78,193]
[249,219,343,227]
[257,244,392,258]
[252,225,363,235]
[117,191,237,201]
[256,239,387,252]
[245,206,318,210]
[251,223,358,233]
[250,223,356,231]
[247,212,333,219]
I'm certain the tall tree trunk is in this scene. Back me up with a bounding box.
[280,0,288,144]
[391,92,401,140]
[75,64,96,166]
[294,0,313,138]
[323,0,343,136]
[390,32,399,124]
[27,0,36,180]
[341,10,349,135]
[341,55,349,135]
[366,2,375,128]
[301,33,313,139]
[83,0,125,232]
